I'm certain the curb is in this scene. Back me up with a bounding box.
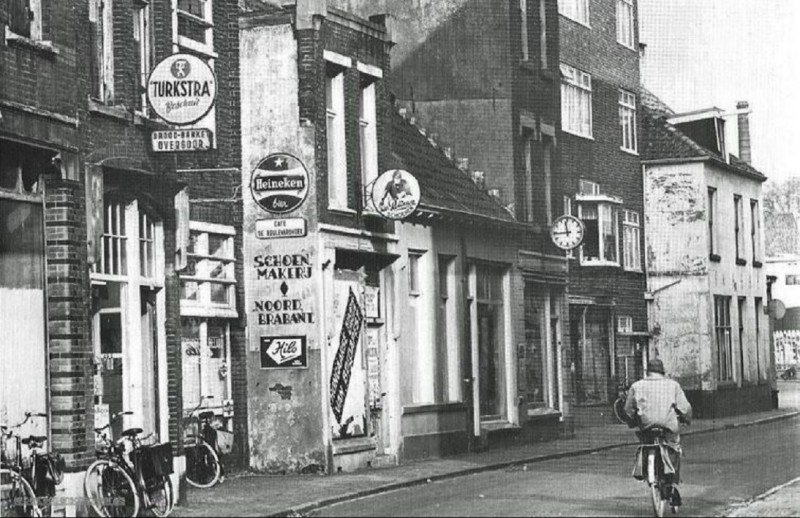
[717,475,800,517]
[271,411,800,517]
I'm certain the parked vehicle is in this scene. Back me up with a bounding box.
[0,411,64,517]
[184,397,230,489]
[83,411,174,517]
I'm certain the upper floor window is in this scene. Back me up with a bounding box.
[617,315,633,334]
[95,199,162,283]
[7,0,41,39]
[134,0,153,114]
[520,0,530,61]
[539,0,549,69]
[616,0,635,48]
[408,251,424,296]
[619,90,638,153]
[326,65,348,210]
[750,199,761,264]
[559,0,589,26]
[176,0,215,57]
[579,202,618,265]
[360,75,379,212]
[734,194,745,262]
[708,187,718,257]
[90,0,115,103]
[622,209,641,271]
[561,64,592,138]
[180,222,237,317]
[786,275,800,286]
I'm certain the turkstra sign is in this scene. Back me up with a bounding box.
[147,54,217,126]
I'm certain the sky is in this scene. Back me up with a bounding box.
[638,0,800,184]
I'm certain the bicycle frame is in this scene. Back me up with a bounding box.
[1,412,53,512]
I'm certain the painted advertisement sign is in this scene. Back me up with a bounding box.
[250,154,309,215]
[260,336,308,369]
[255,218,307,239]
[151,129,212,152]
[370,169,421,220]
[329,287,364,430]
[147,54,217,125]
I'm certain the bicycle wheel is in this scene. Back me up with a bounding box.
[83,459,139,517]
[650,483,667,517]
[184,437,221,488]
[146,475,173,517]
[0,469,40,517]
[613,396,628,424]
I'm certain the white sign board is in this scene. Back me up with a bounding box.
[255,218,307,239]
[147,53,217,126]
[151,129,212,152]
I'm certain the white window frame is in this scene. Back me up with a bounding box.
[558,0,589,26]
[327,66,349,211]
[578,202,620,267]
[181,317,234,423]
[616,0,635,49]
[5,0,42,40]
[89,0,115,103]
[360,76,379,213]
[179,221,238,319]
[619,89,638,154]
[174,0,216,58]
[561,64,593,139]
[622,209,642,271]
[617,315,633,334]
[134,0,152,114]
[520,0,530,62]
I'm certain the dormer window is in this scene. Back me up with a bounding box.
[668,110,728,160]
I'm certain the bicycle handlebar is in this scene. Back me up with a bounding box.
[185,396,215,418]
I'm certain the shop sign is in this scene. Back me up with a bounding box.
[255,218,307,239]
[260,336,307,369]
[147,53,217,126]
[250,153,309,214]
[364,286,380,319]
[151,129,212,152]
[253,253,312,281]
[370,169,421,220]
[253,297,314,325]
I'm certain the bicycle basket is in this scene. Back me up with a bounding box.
[133,443,174,481]
[215,429,234,456]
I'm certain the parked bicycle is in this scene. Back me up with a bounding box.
[184,397,229,488]
[634,427,680,517]
[83,411,174,517]
[0,411,64,517]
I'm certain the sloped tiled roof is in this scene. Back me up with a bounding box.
[639,88,767,182]
[239,0,285,14]
[389,110,517,225]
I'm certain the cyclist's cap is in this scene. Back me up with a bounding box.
[647,358,666,374]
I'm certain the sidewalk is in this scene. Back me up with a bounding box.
[724,477,800,517]
[174,408,800,517]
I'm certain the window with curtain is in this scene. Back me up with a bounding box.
[561,63,592,138]
[616,0,634,48]
[619,89,637,153]
[558,0,589,25]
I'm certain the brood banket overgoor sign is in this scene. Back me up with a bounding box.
[250,153,309,215]
[147,54,217,126]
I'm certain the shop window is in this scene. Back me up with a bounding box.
[181,318,232,419]
[786,275,800,286]
[715,295,733,382]
[176,0,214,57]
[475,264,507,419]
[326,65,348,210]
[180,222,237,317]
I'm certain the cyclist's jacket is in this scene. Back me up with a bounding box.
[623,374,692,434]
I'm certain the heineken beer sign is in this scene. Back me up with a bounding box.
[147,54,217,126]
[371,169,421,220]
[250,153,309,214]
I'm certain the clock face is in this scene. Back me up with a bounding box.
[550,215,585,251]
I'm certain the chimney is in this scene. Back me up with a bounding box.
[737,101,752,164]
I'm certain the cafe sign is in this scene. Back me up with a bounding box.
[370,169,421,220]
[147,53,217,126]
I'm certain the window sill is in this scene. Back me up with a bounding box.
[736,258,748,266]
[623,268,644,274]
[328,206,358,215]
[558,13,592,30]
[5,28,59,57]
[617,40,637,52]
[88,99,166,128]
[561,129,594,141]
[580,260,621,268]
[709,253,722,263]
[753,260,763,268]
[620,147,639,156]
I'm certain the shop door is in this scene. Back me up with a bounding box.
[327,270,369,440]
[0,198,48,429]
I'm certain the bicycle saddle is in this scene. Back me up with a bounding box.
[199,411,215,420]
[121,427,143,438]
[21,435,47,446]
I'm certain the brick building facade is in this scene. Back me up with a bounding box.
[1,0,244,511]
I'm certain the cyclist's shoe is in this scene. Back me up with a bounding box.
[670,487,682,507]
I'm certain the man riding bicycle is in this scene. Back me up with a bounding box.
[624,358,692,508]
